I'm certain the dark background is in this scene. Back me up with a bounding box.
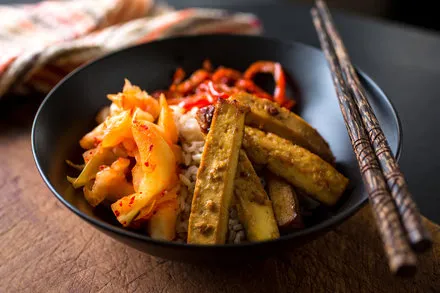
[1,0,440,32]
[302,0,440,32]
[2,0,440,223]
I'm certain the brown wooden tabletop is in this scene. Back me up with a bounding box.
[1,97,439,293]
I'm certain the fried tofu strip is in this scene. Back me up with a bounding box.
[231,93,334,163]
[266,172,303,230]
[243,127,348,206]
[235,151,280,241]
[188,99,247,244]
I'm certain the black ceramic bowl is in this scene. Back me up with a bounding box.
[32,35,401,263]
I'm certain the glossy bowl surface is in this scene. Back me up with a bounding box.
[32,35,401,263]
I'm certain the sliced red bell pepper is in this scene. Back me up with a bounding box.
[173,69,210,95]
[235,79,273,101]
[172,67,186,85]
[244,61,287,105]
[211,67,242,85]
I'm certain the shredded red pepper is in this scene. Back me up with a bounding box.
[235,79,274,101]
[172,67,186,85]
[211,67,242,85]
[173,69,210,95]
[203,59,213,72]
[243,61,288,105]
[168,94,213,110]
[160,60,295,111]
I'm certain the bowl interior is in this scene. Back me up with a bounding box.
[32,35,400,247]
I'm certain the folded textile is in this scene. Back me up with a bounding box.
[0,0,261,97]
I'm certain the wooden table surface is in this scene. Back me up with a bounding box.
[1,97,439,293]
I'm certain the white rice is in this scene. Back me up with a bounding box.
[172,107,246,244]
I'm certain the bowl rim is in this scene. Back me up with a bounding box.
[31,34,402,250]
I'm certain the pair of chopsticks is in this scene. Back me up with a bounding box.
[311,0,431,276]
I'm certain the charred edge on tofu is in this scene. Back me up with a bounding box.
[266,172,304,230]
[196,105,215,133]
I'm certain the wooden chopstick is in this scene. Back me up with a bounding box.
[311,7,418,277]
[314,0,432,253]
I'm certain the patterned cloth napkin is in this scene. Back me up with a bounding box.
[0,0,262,98]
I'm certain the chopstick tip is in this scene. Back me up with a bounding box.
[411,236,432,253]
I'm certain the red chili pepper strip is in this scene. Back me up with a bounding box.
[172,67,186,85]
[243,61,276,79]
[203,59,213,72]
[195,81,229,99]
[197,81,236,95]
[215,83,241,95]
[170,80,230,110]
[207,81,229,99]
[178,94,214,110]
[174,69,210,95]
[243,61,288,105]
[235,79,273,101]
[194,81,229,99]
[273,63,287,105]
[282,99,296,110]
[194,80,211,94]
[211,67,242,84]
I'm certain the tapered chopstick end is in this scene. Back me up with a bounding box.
[410,232,432,253]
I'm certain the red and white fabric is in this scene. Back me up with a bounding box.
[0,0,262,97]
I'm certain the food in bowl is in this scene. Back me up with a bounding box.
[67,61,349,244]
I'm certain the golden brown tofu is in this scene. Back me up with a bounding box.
[231,93,335,163]
[266,172,303,230]
[234,151,280,242]
[243,127,348,206]
[187,99,247,244]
